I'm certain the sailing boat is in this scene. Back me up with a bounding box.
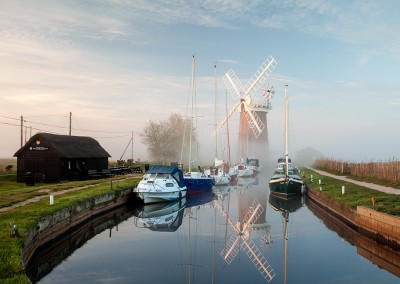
[182,55,214,192]
[205,63,231,186]
[269,85,304,196]
[268,193,304,284]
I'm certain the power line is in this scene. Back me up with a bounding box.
[2,114,132,134]
[1,114,133,140]
[0,121,20,127]
[24,113,69,118]
[0,115,20,121]
[92,134,132,139]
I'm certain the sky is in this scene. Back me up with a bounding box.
[1,0,400,164]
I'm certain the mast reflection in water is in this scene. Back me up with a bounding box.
[30,176,399,283]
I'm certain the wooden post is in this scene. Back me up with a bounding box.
[20,115,23,147]
[69,112,72,136]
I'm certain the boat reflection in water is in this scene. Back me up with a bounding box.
[234,176,259,191]
[212,184,231,201]
[133,198,187,232]
[268,192,305,284]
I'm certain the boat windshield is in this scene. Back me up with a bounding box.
[156,173,170,179]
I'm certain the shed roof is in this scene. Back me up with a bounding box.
[14,133,111,158]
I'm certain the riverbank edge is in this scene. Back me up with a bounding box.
[306,185,400,250]
[20,186,135,278]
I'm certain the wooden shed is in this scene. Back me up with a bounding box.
[14,133,111,183]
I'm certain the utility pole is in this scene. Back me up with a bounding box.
[131,131,134,161]
[20,115,23,147]
[69,112,72,136]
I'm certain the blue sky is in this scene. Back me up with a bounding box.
[1,0,400,163]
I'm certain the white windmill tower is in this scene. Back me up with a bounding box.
[219,199,276,282]
[214,56,277,163]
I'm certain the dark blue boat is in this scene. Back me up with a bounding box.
[183,171,214,193]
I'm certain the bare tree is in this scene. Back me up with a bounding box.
[140,113,196,164]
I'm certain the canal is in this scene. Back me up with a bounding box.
[27,175,399,283]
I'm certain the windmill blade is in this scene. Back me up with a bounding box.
[241,239,276,282]
[242,103,265,139]
[223,70,243,100]
[217,202,241,233]
[212,101,242,137]
[243,56,277,98]
[241,199,264,233]
[220,235,241,264]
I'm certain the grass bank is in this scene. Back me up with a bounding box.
[302,168,400,216]
[314,158,400,189]
[0,174,140,283]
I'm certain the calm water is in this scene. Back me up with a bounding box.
[28,174,399,284]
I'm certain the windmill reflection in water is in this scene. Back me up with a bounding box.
[218,197,276,282]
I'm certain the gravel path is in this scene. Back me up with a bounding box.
[309,168,400,195]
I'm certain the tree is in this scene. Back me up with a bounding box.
[140,113,196,164]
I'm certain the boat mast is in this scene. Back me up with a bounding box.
[189,56,195,172]
[226,91,231,167]
[214,63,218,161]
[284,84,289,177]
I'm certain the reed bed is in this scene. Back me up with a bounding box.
[315,158,400,183]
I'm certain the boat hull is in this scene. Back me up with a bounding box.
[213,175,230,186]
[183,177,214,192]
[269,177,304,197]
[134,189,187,204]
[183,171,214,191]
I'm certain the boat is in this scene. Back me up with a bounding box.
[206,64,231,186]
[246,157,261,174]
[234,161,254,178]
[133,198,186,232]
[204,159,230,186]
[269,85,304,197]
[181,55,214,191]
[183,169,214,192]
[133,165,187,204]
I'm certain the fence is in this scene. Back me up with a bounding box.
[314,158,400,183]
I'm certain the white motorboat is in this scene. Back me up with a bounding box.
[234,163,254,177]
[133,165,187,204]
[204,163,230,186]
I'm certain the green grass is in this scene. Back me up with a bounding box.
[0,173,139,208]
[0,176,140,283]
[302,168,400,216]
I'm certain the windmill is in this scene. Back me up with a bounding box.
[219,199,276,282]
[213,56,277,162]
